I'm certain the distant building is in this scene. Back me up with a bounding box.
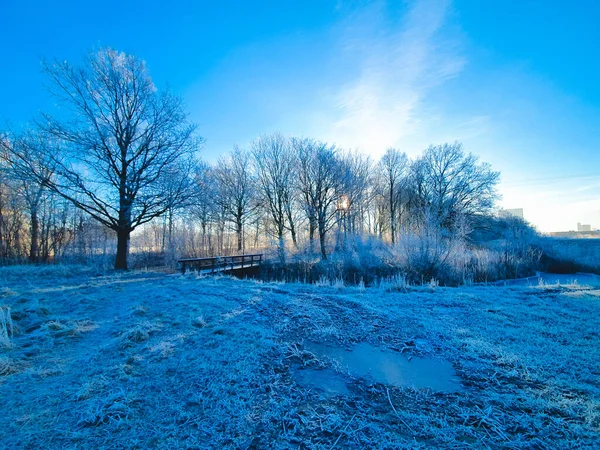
[577,223,592,232]
[500,208,524,220]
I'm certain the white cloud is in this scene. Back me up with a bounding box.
[321,0,465,155]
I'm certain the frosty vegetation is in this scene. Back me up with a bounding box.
[1,266,599,448]
[0,47,592,283]
[0,49,552,283]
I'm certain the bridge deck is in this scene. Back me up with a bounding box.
[178,254,263,275]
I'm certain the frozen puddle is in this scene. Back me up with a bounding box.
[293,367,350,397]
[303,342,463,393]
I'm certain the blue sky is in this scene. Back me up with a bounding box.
[1,0,599,231]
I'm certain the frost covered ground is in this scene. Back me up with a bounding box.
[1,265,600,449]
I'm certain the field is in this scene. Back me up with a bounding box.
[1,266,600,449]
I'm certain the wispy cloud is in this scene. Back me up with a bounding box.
[322,0,465,155]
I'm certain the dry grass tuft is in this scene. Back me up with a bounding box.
[129,304,148,317]
[73,320,98,334]
[148,340,175,358]
[0,356,20,376]
[119,322,161,348]
[192,315,207,328]
[0,306,14,347]
[78,390,133,427]
[44,320,65,331]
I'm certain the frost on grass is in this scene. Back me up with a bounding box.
[118,321,161,348]
[0,306,14,347]
[0,356,21,376]
[0,265,600,448]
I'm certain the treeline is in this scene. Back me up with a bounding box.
[178,137,500,261]
[0,171,112,263]
[0,47,539,282]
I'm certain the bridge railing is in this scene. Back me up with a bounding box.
[178,254,263,274]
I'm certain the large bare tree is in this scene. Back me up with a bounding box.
[12,49,199,269]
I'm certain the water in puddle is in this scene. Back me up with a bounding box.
[305,342,463,393]
[293,367,350,397]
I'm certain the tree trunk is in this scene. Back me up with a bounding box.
[390,204,396,244]
[161,216,167,253]
[201,222,207,256]
[29,208,39,263]
[319,229,327,260]
[308,217,316,253]
[236,217,243,252]
[289,225,298,249]
[278,227,285,265]
[286,207,298,249]
[115,228,130,270]
[318,215,328,260]
[115,194,132,270]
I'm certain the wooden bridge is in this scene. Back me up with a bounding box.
[178,254,263,275]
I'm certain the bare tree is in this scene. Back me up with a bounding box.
[339,150,373,237]
[0,142,26,260]
[215,147,258,253]
[295,138,342,260]
[252,132,295,264]
[10,49,200,269]
[378,148,409,244]
[192,161,218,256]
[0,133,54,262]
[420,142,500,229]
[293,140,316,252]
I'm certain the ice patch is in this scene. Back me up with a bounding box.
[306,342,463,393]
[293,367,350,397]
